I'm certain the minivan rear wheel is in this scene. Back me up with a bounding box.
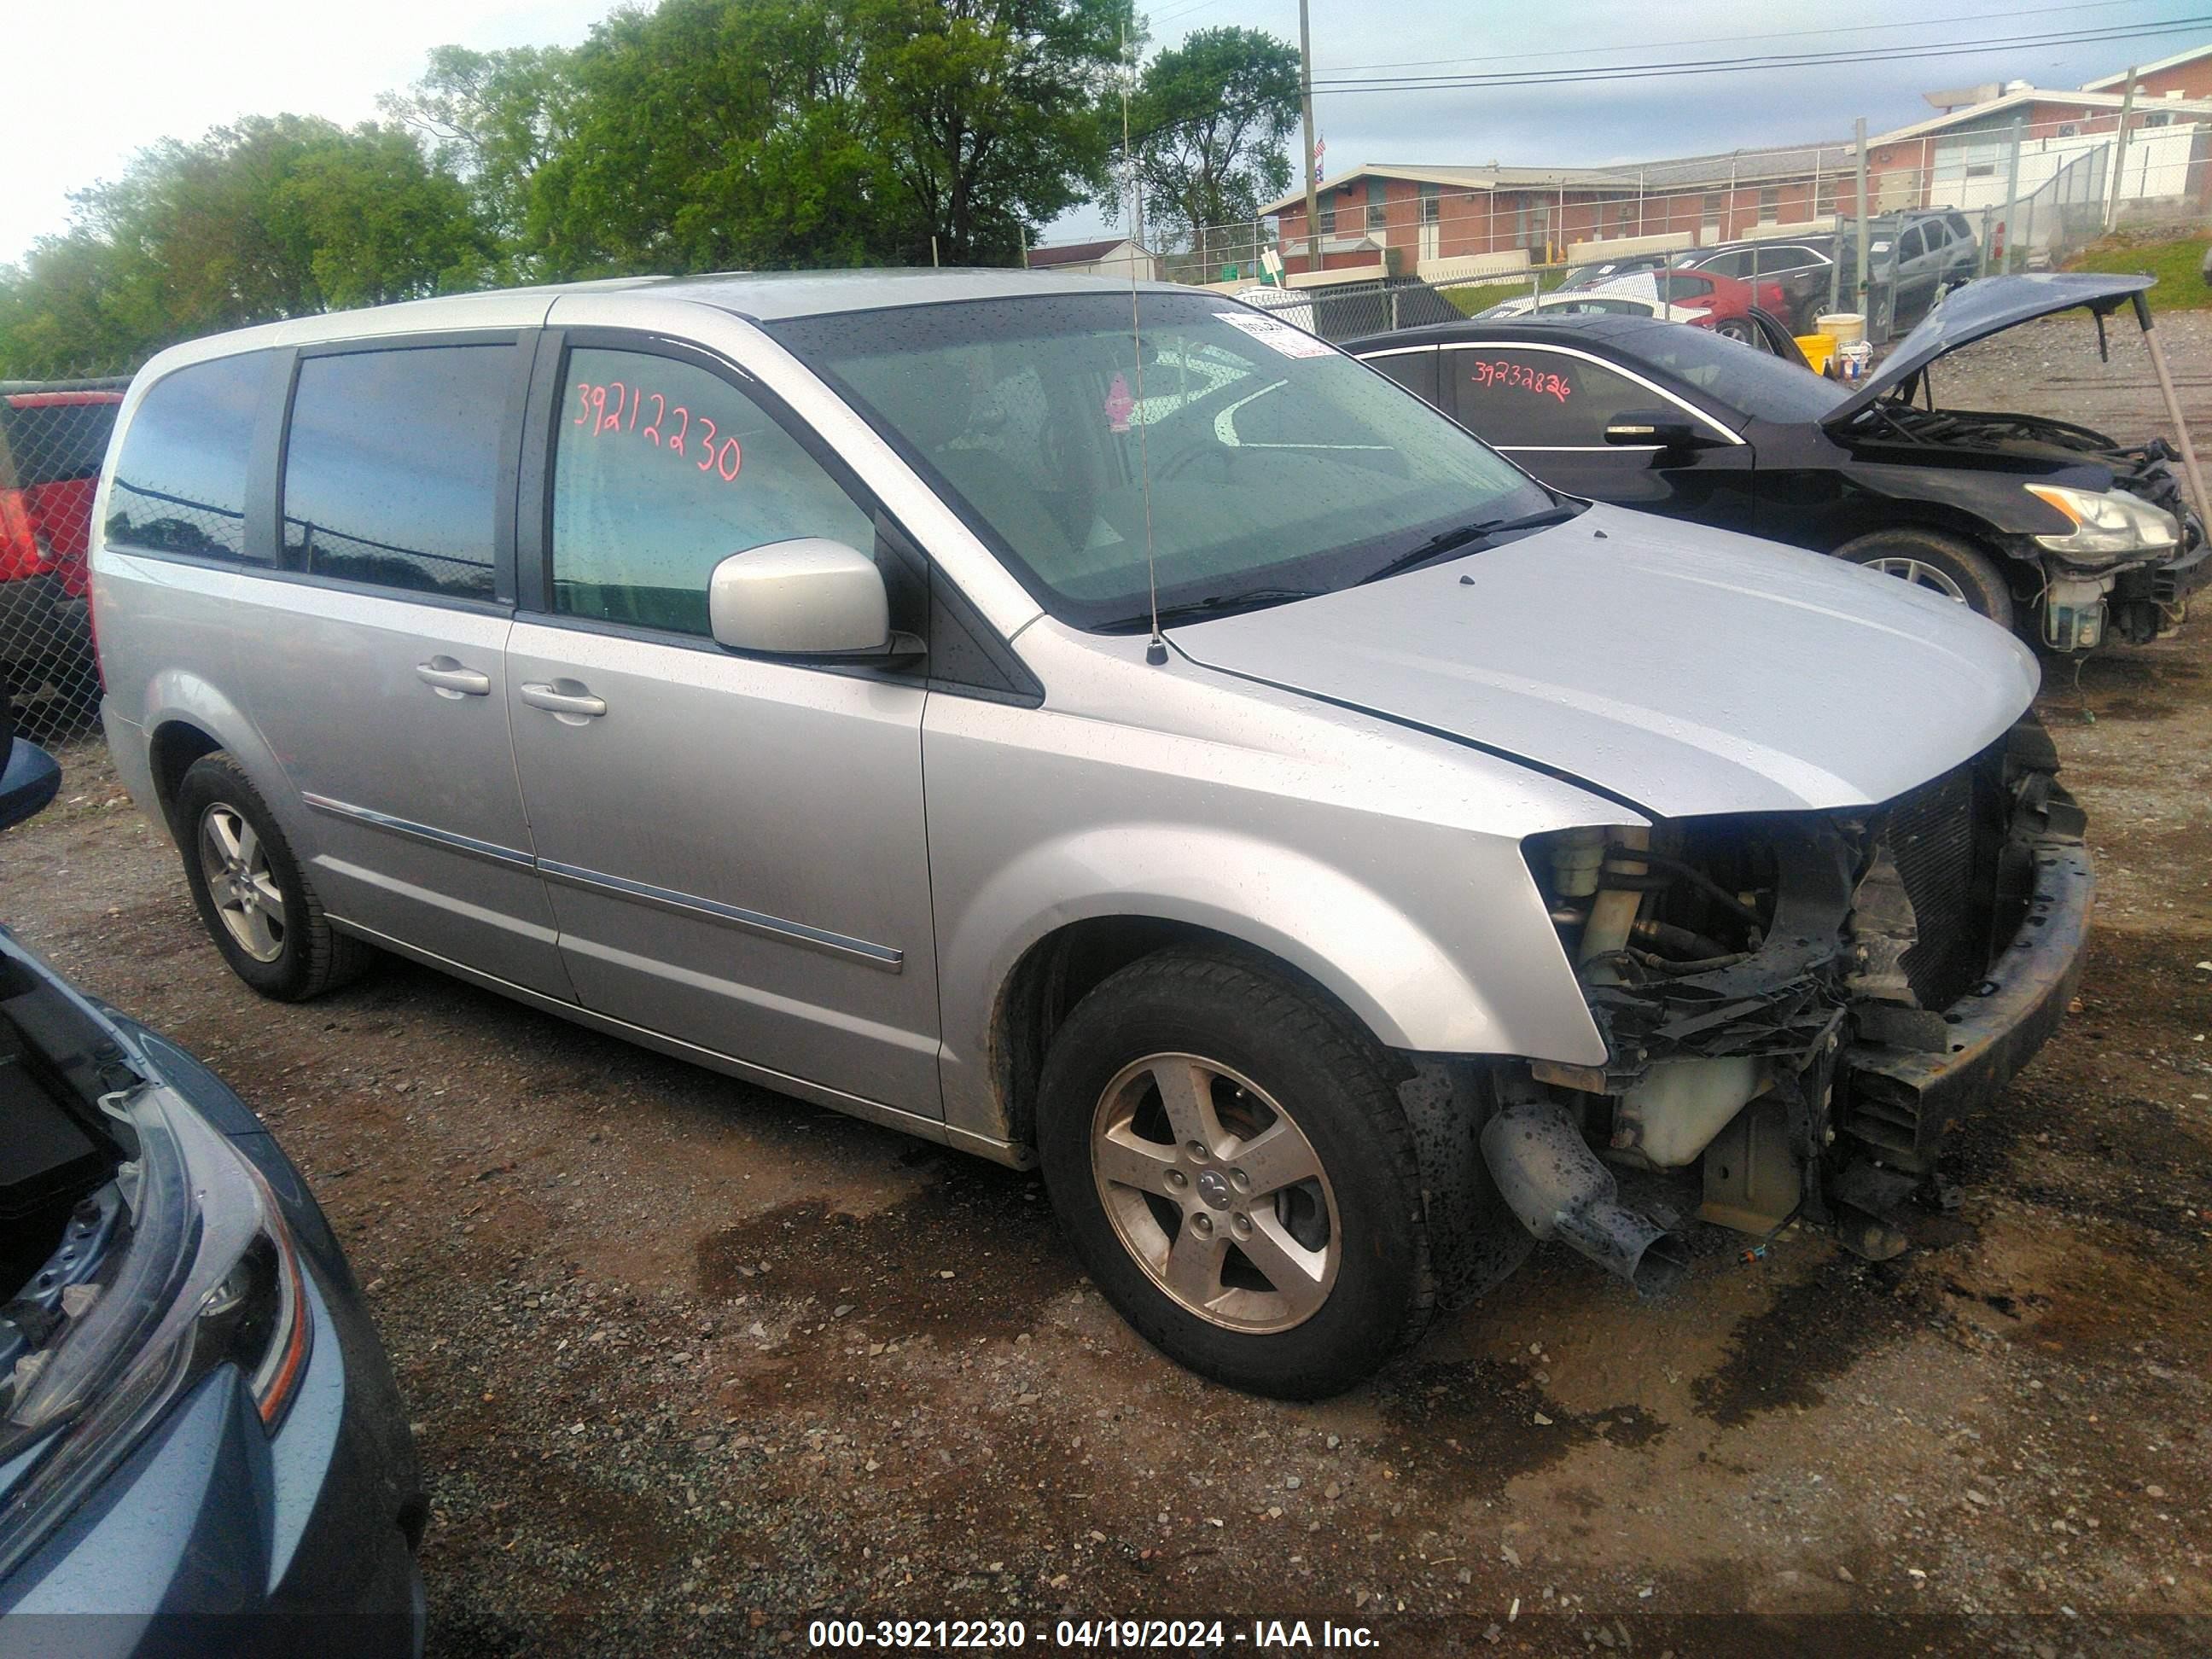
[1036,947,1433,1399]
[1834,527,2017,629]
[175,754,372,1001]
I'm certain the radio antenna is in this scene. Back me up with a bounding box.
[1120,18,1167,666]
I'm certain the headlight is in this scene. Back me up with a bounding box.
[2024,483,2180,561]
[0,1082,311,1579]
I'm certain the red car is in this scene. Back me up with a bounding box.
[1648,268,1789,341]
[0,380,125,736]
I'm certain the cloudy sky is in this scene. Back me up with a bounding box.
[5,0,2204,263]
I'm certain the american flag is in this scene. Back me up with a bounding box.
[1313,137,1325,183]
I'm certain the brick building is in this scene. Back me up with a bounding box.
[2082,43,2212,102]
[1260,42,2212,277]
[1864,84,2212,215]
[1263,147,1858,277]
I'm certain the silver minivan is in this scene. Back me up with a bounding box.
[92,271,2092,1397]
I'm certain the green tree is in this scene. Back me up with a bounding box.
[527,0,896,276]
[0,115,492,377]
[380,45,574,272]
[0,233,153,378]
[522,0,1132,276]
[854,0,1132,265]
[1108,26,1300,276]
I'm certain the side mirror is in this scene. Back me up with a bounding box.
[708,538,895,658]
[1604,410,1705,450]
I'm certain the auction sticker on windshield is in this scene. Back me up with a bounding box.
[1213,311,1334,358]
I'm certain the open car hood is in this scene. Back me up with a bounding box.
[1166,504,2040,819]
[1824,271,2154,425]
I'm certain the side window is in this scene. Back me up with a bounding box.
[104,353,267,562]
[550,347,876,638]
[1362,349,1439,408]
[282,344,513,599]
[1705,251,1751,278]
[1659,272,1714,303]
[1897,226,1925,262]
[1449,349,1656,448]
[1755,246,1808,274]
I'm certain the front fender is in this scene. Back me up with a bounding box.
[934,821,1607,1149]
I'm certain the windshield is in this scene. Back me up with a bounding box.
[1621,325,1850,424]
[768,293,1550,629]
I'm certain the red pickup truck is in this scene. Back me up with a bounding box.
[0,380,126,738]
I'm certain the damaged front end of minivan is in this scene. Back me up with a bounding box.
[1481,718,2091,1288]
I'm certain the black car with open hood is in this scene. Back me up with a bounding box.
[1349,273,2209,651]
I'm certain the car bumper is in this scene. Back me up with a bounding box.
[1841,831,2094,1173]
[0,992,424,1654]
[2153,525,2211,600]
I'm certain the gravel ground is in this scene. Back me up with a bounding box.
[1,316,2208,1655]
[1911,306,2212,439]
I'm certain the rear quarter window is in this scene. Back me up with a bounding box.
[104,354,269,562]
[282,344,515,600]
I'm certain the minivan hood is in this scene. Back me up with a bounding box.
[1825,271,2153,424]
[1166,504,2039,818]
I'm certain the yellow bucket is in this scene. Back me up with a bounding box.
[1796,333,1837,375]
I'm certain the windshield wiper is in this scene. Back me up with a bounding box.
[1109,586,1325,632]
[1358,502,1584,585]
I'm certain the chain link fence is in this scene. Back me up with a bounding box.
[1124,108,2209,306]
[1,378,128,746]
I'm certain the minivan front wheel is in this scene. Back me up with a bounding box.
[1037,948,1433,1398]
[175,754,372,1001]
[1834,527,2017,629]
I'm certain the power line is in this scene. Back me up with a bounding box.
[1144,0,1247,30]
[1320,0,2178,76]
[1107,11,2210,205]
[1303,17,2212,94]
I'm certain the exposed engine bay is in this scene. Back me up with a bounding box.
[1860,393,2208,649]
[1493,718,2091,1289]
[0,952,134,1432]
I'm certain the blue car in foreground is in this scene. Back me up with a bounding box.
[0,727,424,1655]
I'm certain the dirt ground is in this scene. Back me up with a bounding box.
[2,309,2208,1655]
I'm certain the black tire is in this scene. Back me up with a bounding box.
[1036,946,1434,1399]
[1833,527,2017,629]
[174,753,373,1001]
[1714,317,1754,343]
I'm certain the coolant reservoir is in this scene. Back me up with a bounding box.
[1550,827,1607,899]
[1611,1056,1767,1170]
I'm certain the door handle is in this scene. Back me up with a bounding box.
[519,681,608,719]
[416,658,492,698]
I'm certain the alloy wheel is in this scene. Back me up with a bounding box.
[1864,556,1969,603]
[1089,1053,1340,1333]
[198,806,288,963]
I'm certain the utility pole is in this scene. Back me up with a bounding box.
[2104,67,2139,231]
[1854,117,1870,324]
[2000,114,2025,273]
[1299,0,1320,274]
